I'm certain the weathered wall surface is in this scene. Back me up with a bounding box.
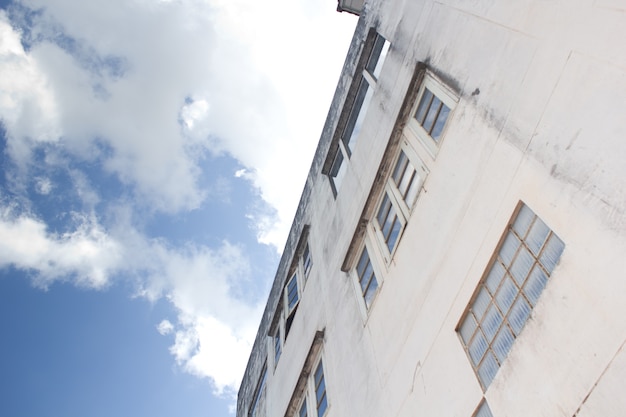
[238,1,626,416]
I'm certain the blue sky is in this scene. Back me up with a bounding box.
[0,0,355,415]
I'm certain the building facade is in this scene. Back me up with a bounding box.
[237,1,626,416]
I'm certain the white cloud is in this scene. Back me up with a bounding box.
[0,0,356,400]
[0,202,263,393]
[0,206,121,289]
[0,0,355,247]
[157,319,174,336]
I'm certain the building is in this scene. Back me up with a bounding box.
[237,1,626,416]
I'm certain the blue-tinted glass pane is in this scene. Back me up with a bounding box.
[414,89,433,124]
[482,304,503,341]
[430,103,450,142]
[527,217,550,255]
[474,401,494,417]
[423,96,442,133]
[317,395,327,417]
[314,362,324,385]
[485,262,505,295]
[524,264,548,306]
[472,287,491,319]
[356,248,369,277]
[287,276,299,309]
[387,215,401,252]
[460,313,477,345]
[364,275,379,308]
[299,400,308,417]
[360,263,374,293]
[392,151,408,185]
[377,195,392,229]
[495,275,518,315]
[492,325,514,363]
[499,232,520,265]
[510,246,534,286]
[540,234,565,273]
[509,296,531,336]
[469,330,488,366]
[513,205,534,238]
[478,350,499,389]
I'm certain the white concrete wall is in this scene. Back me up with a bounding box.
[238,0,626,416]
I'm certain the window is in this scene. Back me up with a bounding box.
[328,31,390,195]
[407,75,457,157]
[472,400,493,417]
[273,327,282,365]
[302,243,312,279]
[286,273,299,311]
[355,246,379,309]
[298,399,308,417]
[283,331,326,417]
[314,360,328,417]
[372,140,428,259]
[249,363,267,417]
[458,203,565,390]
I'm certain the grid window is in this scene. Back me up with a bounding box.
[472,400,494,417]
[458,204,565,390]
[314,361,328,417]
[356,246,379,309]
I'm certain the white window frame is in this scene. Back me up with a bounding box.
[371,139,428,262]
[407,74,458,158]
[329,31,390,196]
[350,232,386,317]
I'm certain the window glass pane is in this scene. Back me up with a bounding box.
[495,275,517,315]
[367,36,390,79]
[422,96,442,133]
[303,244,312,277]
[508,296,531,336]
[510,246,534,286]
[478,350,499,388]
[499,232,520,265]
[482,304,503,341]
[524,264,548,307]
[414,89,433,124]
[492,325,514,363]
[387,215,401,252]
[274,330,281,363]
[299,400,308,417]
[485,261,505,294]
[527,217,550,255]
[392,151,408,184]
[460,313,477,345]
[469,329,488,366]
[540,234,565,272]
[287,275,299,309]
[474,401,494,417]
[472,287,491,319]
[360,263,374,293]
[430,103,450,142]
[513,204,534,238]
[314,362,327,417]
[363,274,379,309]
[356,248,370,278]
[343,80,373,152]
